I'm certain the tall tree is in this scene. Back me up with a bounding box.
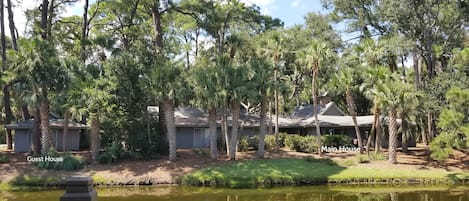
[301,39,334,156]
[1,0,13,150]
[333,67,364,153]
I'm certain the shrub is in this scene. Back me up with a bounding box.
[284,134,302,150]
[356,154,370,163]
[96,142,122,164]
[193,148,209,156]
[297,136,318,153]
[248,136,259,150]
[34,149,84,171]
[264,135,276,151]
[279,133,289,147]
[238,136,249,152]
[0,155,8,163]
[321,134,353,147]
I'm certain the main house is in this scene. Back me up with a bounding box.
[147,99,407,149]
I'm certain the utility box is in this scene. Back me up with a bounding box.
[60,176,97,201]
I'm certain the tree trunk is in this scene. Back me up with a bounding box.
[413,52,420,88]
[371,101,382,153]
[22,105,30,120]
[32,107,41,155]
[388,109,398,164]
[222,102,230,156]
[375,117,382,154]
[1,0,12,150]
[151,0,163,53]
[268,99,273,134]
[39,98,51,154]
[81,0,89,62]
[229,100,240,160]
[163,98,176,161]
[63,110,70,152]
[427,111,434,142]
[346,89,363,154]
[40,0,49,39]
[90,112,99,160]
[274,68,279,151]
[421,122,428,145]
[208,107,217,160]
[6,0,17,51]
[312,69,322,156]
[257,97,267,158]
[401,120,408,153]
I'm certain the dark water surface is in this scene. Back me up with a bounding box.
[1,185,469,201]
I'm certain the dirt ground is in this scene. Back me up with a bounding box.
[0,144,468,185]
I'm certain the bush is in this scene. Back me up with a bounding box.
[34,149,84,171]
[297,136,319,153]
[264,135,277,151]
[321,134,353,147]
[238,136,249,152]
[356,154,370,163]
[284,134,302,150]
[193,148,209,156]
[304,156,337,165]
[248,136,259,150]
[0,155,8,163]
[96,142,122,164]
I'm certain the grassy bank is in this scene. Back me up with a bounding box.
[179,158,469,188]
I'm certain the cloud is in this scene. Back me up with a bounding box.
[291,0,301,7]
[240,0,275,15]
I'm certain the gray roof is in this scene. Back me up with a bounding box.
[291,102,345,118]
[147,105,391,128]
[5,119,88,130]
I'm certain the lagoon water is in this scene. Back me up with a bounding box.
[1,185,469,201]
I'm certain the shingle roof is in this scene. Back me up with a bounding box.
[291,102,345,118]
[5,119,88,129]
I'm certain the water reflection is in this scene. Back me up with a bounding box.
[1,185,468,201]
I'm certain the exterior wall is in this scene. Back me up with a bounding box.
[14,128,81,153]
[176,127,258,149]
[14,129,31,153]
[52,129,81,151]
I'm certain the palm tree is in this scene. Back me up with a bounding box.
[361,67,390,154]
[333,67,364,153]
[258,31,290,151]
[302,39,334,156]
[397,84,419,153]
[250,57,274,158]
[372,74,416,164]
[148,60,184,162]
[190,58,221,160]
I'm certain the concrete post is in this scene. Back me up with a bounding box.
[60,176,97,201]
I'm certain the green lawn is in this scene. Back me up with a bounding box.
[179,158,469,188]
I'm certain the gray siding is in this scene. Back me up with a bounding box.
[53,129,81,151]
[14,128,81,153]
[176,127,210,149]
[14,129,31,153]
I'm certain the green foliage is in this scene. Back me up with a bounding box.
[11,175,60,186]
[321,134,353,147]
[34,150,84,171]
[238,136,250,152]
[0,155,8,163]
[297,136,319,153]
[430,87,469,160]
[96,142,123,164]
[264,135,277,151]
[304,156,337,166]
[193,149,209,156]
[284,134,303,150]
